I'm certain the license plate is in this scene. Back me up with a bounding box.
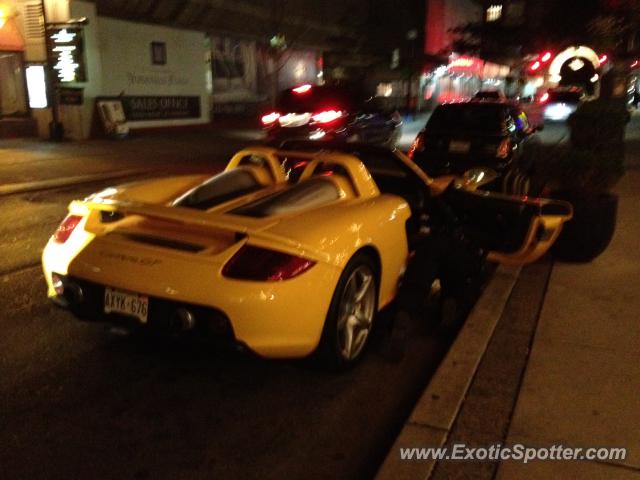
[449,140,471,153]
[104,287,149,323]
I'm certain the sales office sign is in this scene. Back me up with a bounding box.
[47,27,87,83]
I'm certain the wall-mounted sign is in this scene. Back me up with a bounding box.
[121,96,201,121]
[46,27,86,83]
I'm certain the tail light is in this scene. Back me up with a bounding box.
[222,245,316,281]
[261,112,280,125]
[496,139,511,159]
[53,215,83,244]
[407,135,425,159]
[539,92,549,103]
[311,110,343,124]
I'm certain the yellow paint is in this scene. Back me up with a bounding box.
[42,147,572,358]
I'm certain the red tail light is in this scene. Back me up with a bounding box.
[53,215,83,244]
[312,110,343,124]
[407,135,425,159]
[539,92,549,103]
[261,112,280,125]
[496,139,511,159]
[222,245,316,281]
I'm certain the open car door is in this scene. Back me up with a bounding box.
[441,184,573,265]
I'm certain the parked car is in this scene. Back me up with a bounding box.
[408,101,542,193]
[261,84,402,146]
[42,144,571,368]
[542,87,584,122]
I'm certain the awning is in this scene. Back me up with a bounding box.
[0,19,25,51]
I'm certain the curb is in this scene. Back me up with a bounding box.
[0,169,149,197]
[376,264,522,480]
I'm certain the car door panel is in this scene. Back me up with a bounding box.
[443,185,572,265]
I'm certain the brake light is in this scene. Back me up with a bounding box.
[53,215,83,244]
[407,135,425,159]
[222,245,316,281]
[539,92,549,103]
[496,139,511,159]
[292,84,312,94]
[312,110,343,124]
[261,112,280,125]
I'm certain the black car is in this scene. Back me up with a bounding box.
[408,101,542,193]
[261,84,402,146]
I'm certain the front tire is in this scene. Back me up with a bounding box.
[317,253,378,369]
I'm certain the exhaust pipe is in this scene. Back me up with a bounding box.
[171,308,196,332]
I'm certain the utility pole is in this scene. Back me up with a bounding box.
[40,0,64,141]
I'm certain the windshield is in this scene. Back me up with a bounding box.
[426,104,507,135]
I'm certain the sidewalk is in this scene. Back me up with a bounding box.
[378,127,640,478]
[495,167,640,479]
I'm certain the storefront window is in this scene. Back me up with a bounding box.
[0,52,28,116]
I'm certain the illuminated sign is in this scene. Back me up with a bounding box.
[25,65,48,108]
[447,56,484,75]
[46,27,86,83]
[448,57,475,69]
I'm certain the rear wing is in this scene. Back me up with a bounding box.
[69,198,266,234]
[68,198,333,262]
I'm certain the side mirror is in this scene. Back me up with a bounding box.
[460,168,500,190]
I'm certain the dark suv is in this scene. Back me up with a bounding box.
[408,102,541,190]
[261,84,402,146]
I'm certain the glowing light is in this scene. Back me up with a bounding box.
[540,92,549,103]
[292,84,312,94]
[309,130,326,140]
[25,66,48,108]
[631,60,639,69]
[434,65,447,77]
[312,110,343,123]
[529,61,541,71]
[294,61,306,79]
[261,112,280,124]
[52,46,79,81]
[486,4,502,22]
[448,57,475,69]
[569,58,585,71]
[0,7,7,28]
[541,52,552,62]
[51,28,77,43]
[599,54,608,64]
[549,46,600,79]
[590,74,599,83]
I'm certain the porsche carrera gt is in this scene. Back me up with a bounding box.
[42,143,572,367]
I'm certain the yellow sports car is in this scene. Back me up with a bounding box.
[42,142,571,367]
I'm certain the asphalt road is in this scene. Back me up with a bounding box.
[0,112,579,479]
[0,169,457,480]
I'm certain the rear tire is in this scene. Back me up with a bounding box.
[317,253,378,370]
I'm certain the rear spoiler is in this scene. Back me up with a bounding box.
[69,198,333,262]
[70,198,264,234]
